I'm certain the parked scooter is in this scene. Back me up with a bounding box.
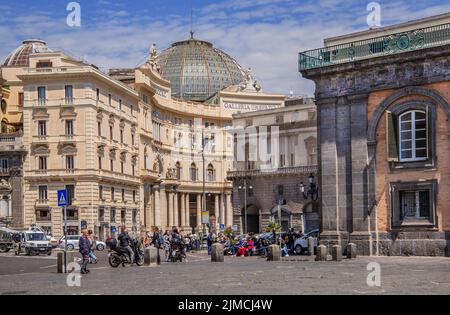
[107,238,144,268]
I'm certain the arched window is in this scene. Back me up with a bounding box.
[399,110,428,162]
[189,163,197,181]
[207,163,215,182]
[175,161,181,180]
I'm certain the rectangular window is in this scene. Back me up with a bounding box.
[38,121,47,136]
[66,185,75,206]
[132,190,136,203]
[132,210,137,225]
[120,129,124,144]
[108,94,112,106]
[38,156,47,170]
[18,92,24,107]
[132,164,135,176]
[119,99,122,110]
[65,120,74,136]
[111,187,115,201]
[98,207,105,222]
[121,162,124,174]
[110,126,113,140]
[99,185,103,200]
[143,94,148,104]
[110,208,116,222]
[96,88,100,101]
[65,85,73,104]
[98,156,102,169]
[38,185,48,201]
[36,61,52,68]
[66,155,75,170]
[131,133,135,146]
[0,159,8,173]
[38,86,46,105]
[121,189,125,202]
[110,159,114,172]
[290,154,295,167]
[278,185,284,196]
[97,121,102,137]
[391,180,437,227]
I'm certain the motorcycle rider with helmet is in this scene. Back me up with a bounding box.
[118,227,134,265]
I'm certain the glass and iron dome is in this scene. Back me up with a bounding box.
[3,39,52,67]
[156,36,246,102]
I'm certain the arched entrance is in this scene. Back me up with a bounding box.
[270,205,292,232]
[302,202,320,233]
[243,204,260,233]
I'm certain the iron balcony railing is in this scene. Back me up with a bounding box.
[299,22,450,71]
[227,165,318,179]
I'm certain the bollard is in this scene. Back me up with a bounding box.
[307,237,314,256]
[331,245,342,261]
[144,247,158,266]
[315,245,327,261]
[211,243,224,262]
[267,244,280,261]
[346,243,357,259]
[57,250,75,273]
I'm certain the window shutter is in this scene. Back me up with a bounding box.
[425,106,429,159]
[386,110,399,162]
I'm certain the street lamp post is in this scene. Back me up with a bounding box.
[238,179,253,234]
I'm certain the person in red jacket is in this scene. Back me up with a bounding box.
[246,238,255,256]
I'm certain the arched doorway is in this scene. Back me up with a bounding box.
[303,202,319,233]
[243,204,260,233]
[270,205,292,232]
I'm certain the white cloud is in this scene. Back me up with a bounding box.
[0,0,448,96]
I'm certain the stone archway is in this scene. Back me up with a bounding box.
[243,204,260,234]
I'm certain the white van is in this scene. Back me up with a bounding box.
[19,230,52,255]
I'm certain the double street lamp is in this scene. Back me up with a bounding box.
[238,179,253,234]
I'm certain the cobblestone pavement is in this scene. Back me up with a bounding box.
[0,251,449,295]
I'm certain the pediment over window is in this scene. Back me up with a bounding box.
[119,119,125,128]
[58,143,77,155]
[97,145,105,156]
[120,151,127,162]
[96,110,104,121]
[109,148,117,159]
[32,144,50,155]
[32,107,49,119]
[60,106,77,118]
[109,114,116,125]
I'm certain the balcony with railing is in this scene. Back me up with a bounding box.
[0,132,24,151]
[227,164,318,179]
[299,23,450,71]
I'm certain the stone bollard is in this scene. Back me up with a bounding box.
[144,247,159,266]
[211,243,224,262]
[331,245,342,261]
[307,237,314,256]
[315,245,327,261]
[57,250,75,273]
[346,243,357,259]
[267,244,280,261]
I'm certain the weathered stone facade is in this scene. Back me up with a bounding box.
[300,16,450,256]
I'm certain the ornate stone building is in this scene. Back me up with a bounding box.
[299,13,450,256]
[227,97,318,234]
[0,36,285,237]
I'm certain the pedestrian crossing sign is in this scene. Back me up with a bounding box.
[57,189,68,207]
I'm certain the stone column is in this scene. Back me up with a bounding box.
[220,193,226,226]
[196,193,202,228]
[154,186,161,228]
[185,193,190,229]
[214,194,220,224]
[159,185,167,228]
[180,193,186,227]
[226,193,233,227]
[174,192,179,227]
[168,191,174,227]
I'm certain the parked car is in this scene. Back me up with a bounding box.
[58,235,106,251]
[294,229,319,255]
[0,228,14,253]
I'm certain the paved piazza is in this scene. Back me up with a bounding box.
[0,251,449,295]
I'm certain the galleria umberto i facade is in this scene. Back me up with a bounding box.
[0,36,292,238]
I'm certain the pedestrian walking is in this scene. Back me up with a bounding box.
[79,229,91,274]
[87,230,97,264]
[151,227,163,264]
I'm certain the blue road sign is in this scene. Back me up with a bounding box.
[220,224,225,230]
[57,189,68,207]
[111,226,117,234]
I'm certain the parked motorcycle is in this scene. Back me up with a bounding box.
[107,238,144,268]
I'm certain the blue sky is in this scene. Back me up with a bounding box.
[1,0,449,96]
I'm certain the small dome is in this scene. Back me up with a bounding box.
[3,39,52,67]
[156,36,246,102]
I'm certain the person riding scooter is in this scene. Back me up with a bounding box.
[118,227,134,264]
